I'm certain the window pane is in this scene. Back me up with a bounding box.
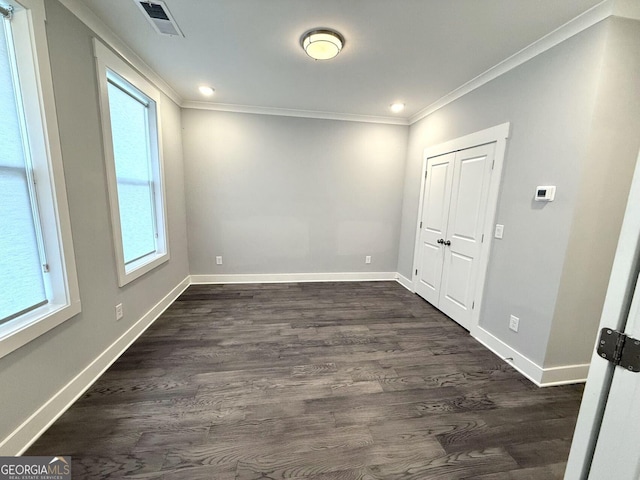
[117,181,156,262]
[0,21,23,169]
[107,79,157,264]
[0,19,47,322]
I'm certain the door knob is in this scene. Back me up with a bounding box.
[437,239,444,244]
[444,240,451,246]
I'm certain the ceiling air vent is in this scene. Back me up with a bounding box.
[134,1,184,37]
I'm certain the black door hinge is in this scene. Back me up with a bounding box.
[597,328,640,372]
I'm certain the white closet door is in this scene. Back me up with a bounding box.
[439,144,495,329]
[414,152,455,305]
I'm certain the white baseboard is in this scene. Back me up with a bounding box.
[0,276,191,456]
[472,325,544,385]
[395,273,414,292]
[472,325,588,387]
[190,272,397,284]
[539,363,590,387]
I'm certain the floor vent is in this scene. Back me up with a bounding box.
[134,1,184,37]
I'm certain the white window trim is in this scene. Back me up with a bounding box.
[93,39,170,287]
[0,0,81,359]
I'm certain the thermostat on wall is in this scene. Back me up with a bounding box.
[534,186,556,202]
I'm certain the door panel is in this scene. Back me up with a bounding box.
[439,144,495,329]
[414,153,454,305]
[424,161,450,234]
[441,251,473,309]
[418,242,441,298]
[451,155,487,241]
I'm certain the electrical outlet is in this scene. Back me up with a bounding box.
[365,255,371,264]
[216,256,223,265]
[509,314,519,332]
[115,303,123,321]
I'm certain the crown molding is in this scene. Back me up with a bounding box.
[408,0,615,125]
[57,0,183,106]
[181,101,410,125]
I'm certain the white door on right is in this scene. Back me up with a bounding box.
[415,143,495,330]
[439,144,495,329]
[587,273,640,479]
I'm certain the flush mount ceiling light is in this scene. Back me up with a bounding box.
[198,86,215,96]
[301,29,345,60]
[390,103,405,113]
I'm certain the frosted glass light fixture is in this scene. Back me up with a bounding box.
[301,29,344,60]
[198,85,215,96]
[390,103,405,113]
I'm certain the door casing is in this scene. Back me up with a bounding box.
[564,148,640,479]
[411,122,510,335]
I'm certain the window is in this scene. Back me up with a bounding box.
[107,75,160,266]
[94,40,169,286]
[0,0,80,358]
[0,10,45,322]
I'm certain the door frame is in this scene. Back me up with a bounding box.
[564,148,640,479]
[411,122,510,334]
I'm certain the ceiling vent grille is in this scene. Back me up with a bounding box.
[134,1,184,37]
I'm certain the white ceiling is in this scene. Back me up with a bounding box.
[79,0,603,119]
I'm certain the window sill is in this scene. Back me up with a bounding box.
[0,300,82,360]
[118,251,169,287]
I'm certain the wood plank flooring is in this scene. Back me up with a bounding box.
[26,282,584,479]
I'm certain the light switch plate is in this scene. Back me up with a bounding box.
[115,303,123,321]
[509,315,519,332]
[494,224,504,239]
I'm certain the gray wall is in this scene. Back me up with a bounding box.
[545,17,640,368]
[397,22,609,365]
[182,110,408,275]
[0,1,189,443]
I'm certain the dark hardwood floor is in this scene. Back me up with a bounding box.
[27,282,584,479]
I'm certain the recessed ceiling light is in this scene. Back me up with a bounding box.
[198,86,215,96]
[301,29,344,60]
[390,103,405,113]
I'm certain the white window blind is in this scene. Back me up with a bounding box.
[0,16,47,324]
[107,76,158,265]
